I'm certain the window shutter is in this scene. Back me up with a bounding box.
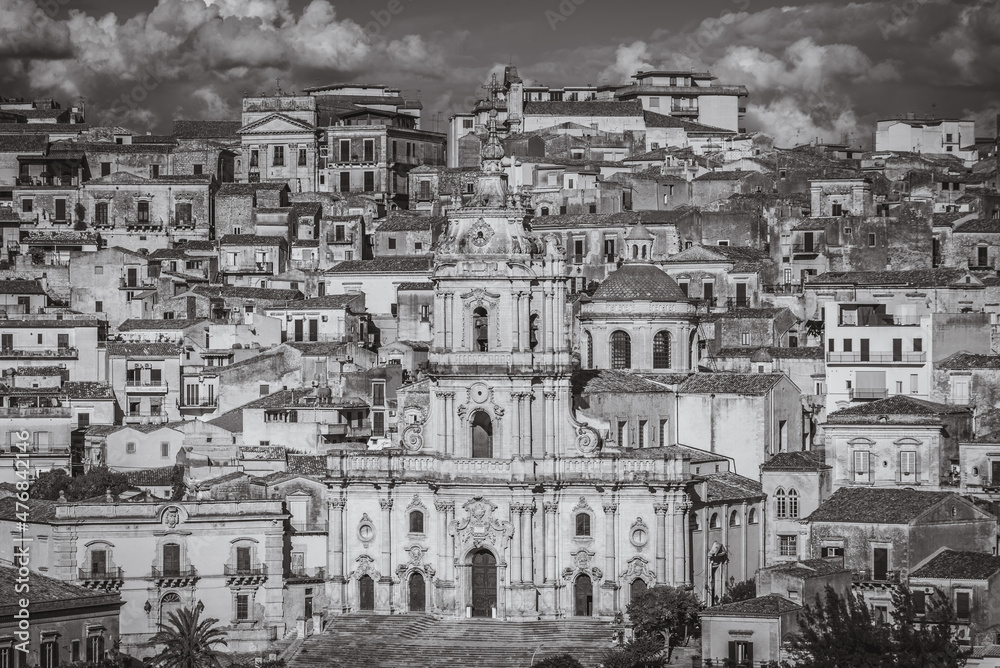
[746,642,754,665]
[728,641,738,663]
[850,450,855,477]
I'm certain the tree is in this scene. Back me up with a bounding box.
[532,655,583,668]
[783,585,969,668]
[600,636,666,668]
[626,585,703,644]
[149,601,228,668]
[717,579,756,606]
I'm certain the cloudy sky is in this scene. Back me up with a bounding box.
[0,0,997,147]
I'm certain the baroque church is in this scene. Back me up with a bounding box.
[322,109,760,620]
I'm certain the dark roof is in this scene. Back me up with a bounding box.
[125,466,179,486]
[702,594,802,617]
[523,100,644,117]
[910,550,1000,581]
[220,234,286,246]
[938,353,1000,370]
[694,170,749,181]
[678,373,786,395]
[192,285,304,301]
[808,267,971,288]
[642,110,735,134]
[172,120,241,140]
[267,295,362,310]
[376,212,446,232]
[704,472,764,502]
[14,365,63,376]
[592,263,688,302]
[571,369,671,394]
[243,388,367,410]
[761,558,850,578]
[207,408,243,433]
[285,341,350,356]
[0,279,45,295]
[287,454,327,476]
[326,257,432,274]
[105,342,183,357]
[117,318,204,331]
[217,183,258,196]
[713,347,824,361]
[805,487,959,524]
[0,496,57,522]
[397,282,434,291]
[826,395,969,424]
[0,565,120,614]
[63,381,114,400]
[761,451,830,472]
[0,134,49,152]
[955,219,1000,234]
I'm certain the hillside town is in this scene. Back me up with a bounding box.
[1,63,1000,667]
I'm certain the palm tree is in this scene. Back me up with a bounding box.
[149,601,229,668]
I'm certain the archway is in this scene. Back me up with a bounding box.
[473,307,489,351]
[359,574,375,611]
[574,573,593,616]
[159,592,182,625]
[409,572,426,612]
[470,549,497,617]
[471,411,493,458]
[630,578,648,603]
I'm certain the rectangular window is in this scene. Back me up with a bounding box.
[259,384,269,397]
[843,339,853,352]
[236,546,251,572]
[604,238,616,263]
[363,139,374,162]
[126,441,136,454]
[71,641,80,663]
[638,420,647,448]
[150,164,160,178]
[193,164,203,175]
[573,238,584,263]
[956,591,971,620]
[854,450,870,477]
[617,421,627,446]
[161,442,169,458]
[86,636,104,663]
[41,641,58,668]
[101,162,111,177]
[659,418,668,445]
[372,382,386,407]
[363,171,375,192]
[900,451,916,476]
[741,332,751,346]
[820,546,843,558]
[22,198,32,213]
[298,148,307,167]
[54,198,66,222]
[273,145,285,167]
[387,237,397,250]
[236,594,250,620]
[373,411,385,437]
[910,374,919,394]
[913,338,922,352]
[137,200,149,223]
[340,140,351,162]
[779,534,797,557]
[912,591,926,615]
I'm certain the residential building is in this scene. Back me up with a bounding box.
[700,595,801,667]
[371,212,443,257]
[105,341,183,425]
[756,557,852,605]
[262,295,368,344]
[0,312,103,381]
[760,452,833,566]
[218,235,288,287]
[875,117,978,163]
[237,93,321,193]
[909,549,1000,647]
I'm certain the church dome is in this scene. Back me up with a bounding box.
[625,222,654,241]
[592,264,688,302]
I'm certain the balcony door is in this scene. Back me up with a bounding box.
[873,547,889,581]
[162,543,180,577]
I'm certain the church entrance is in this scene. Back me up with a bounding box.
[470,550,497,617]
[409,572,426,612]
[574,574,593,616]
[359,574,375,611]
[471,412,493,458]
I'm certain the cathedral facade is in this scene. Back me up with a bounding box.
[320,111,760,620]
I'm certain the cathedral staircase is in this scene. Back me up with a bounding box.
[287,614,615,668]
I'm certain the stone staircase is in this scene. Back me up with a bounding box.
[288,614,616,668]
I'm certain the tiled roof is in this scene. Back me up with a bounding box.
[118,318,204,331]
[0,279,45,294]
[808,267,970,288]
[694,170,748,181]
[192,285,304,301]
[805,487,958,524]
[0,565,120,613]
[291,202,322,217]
[702,594,802,617]
[326,257,432,274]
[826,395,969,423]
[63,382,115,400]
[172,120,242,140]
[0,317,100,329]
[710,307,786,320]
[287,454,327,476]
[244,388,368,410]
[217,183,258,196]
[712,347,824,360]
[397,282,434,291]
[285,341,350,356]
[207,408,243,433]
[678,373,785,395]
[125,466,179,486]
[530,209,693,230]
[267,295,362,310]
[571,369,671,394]
[639,372,695,385]
[105,342,183,357]
[592,263,688,302]
[175,240,218,252]
[955,218,1000,234]
[761,558,850,578]
[0,134,48,152]
[14,365,63,376]
[220,234,286,246]
[933,212,976,228]
[641,110,735,134]
[910,550,1000,580]
[523,100,644,117]
[376,212,446,232]
[131,134,177,145]
[791,219,829,231]
[704,472,764,502]
[761,451,830,472]
[938,353,1000,370]
[0,496,57,522]
[0,208,20,222]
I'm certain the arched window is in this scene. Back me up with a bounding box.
[160,592,182,625]
[409,510,424,534]
[653,331,671,369]
[630,578,647,603]
[709,513,721,529]
[473,307,489,352]
[775,488,787,519]
[747,508,758,524]
[729,510,741,527]
[632,244,638,259]
[575,513,591,537]
[471,411,493,458]
[788,489,799,519]
[585,331,593,369]
[529,313,539,351]
[610,331,631,370]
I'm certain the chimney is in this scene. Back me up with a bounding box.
[906,112,916,121]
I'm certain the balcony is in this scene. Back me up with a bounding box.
[0,405,72,418]
[724,298,752,309]
[124,413,169,425]
[838,314,922,327]
[670,104,699,116]
[124,219,164,232]
[849,388,889,400]
[792,243,825,254]
[225,262,274,274]
[762,283,803,295]
[326,234,355,245]
[178,399,218,415]
[852,570,901,584]
[324,421,372,440]
[0,347,79,359]
[828,351,926,364]
[286,566,325,583]
[78,567,124,590]
[125,381,168,393]
[119,278,157,290]
[224,563,268,587]
[149,565,198,587]
[0,444,70,456]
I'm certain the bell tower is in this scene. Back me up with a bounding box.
[420,109,595,461]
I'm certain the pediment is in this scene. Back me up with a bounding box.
[239,113,317,135]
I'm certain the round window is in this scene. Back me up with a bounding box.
[630,527,648,548]
[973,467,980,477]
[358,523,375,542]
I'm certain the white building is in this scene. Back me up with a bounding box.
[874,117,978,164]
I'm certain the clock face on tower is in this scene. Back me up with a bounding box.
[470,383,490,404]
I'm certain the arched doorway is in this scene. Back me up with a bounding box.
[159,592,182,625]
[630,578,648,603]
[470,550,497,617]
[574,573,593,616]
[359,574,375,611]
[471,412,493,458]
[409,572,426,612]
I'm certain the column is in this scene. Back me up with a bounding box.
[379,497,393,580]
[543,501,558,582]
[654,502,669,583]
[520,291,531,352]
[554,284,565,353]
[741,500,749,583]
[512,293,521,351]
[434,293,445,349]
[521,503,535,583]
[435,391,446,450]
[544,391,556,455]
[327,497,346,581]
[679,501,692,587]
[510,504,523,583]
[602,502,617,582]
[443,501,456,581]
[443,393,455,456]
[545,289,555,352]
[512,394,523,456]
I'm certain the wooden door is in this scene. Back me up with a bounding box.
[359,575,375,611]
[575,574,593,616]
[409,573,426,612]
[470,551,497,617]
